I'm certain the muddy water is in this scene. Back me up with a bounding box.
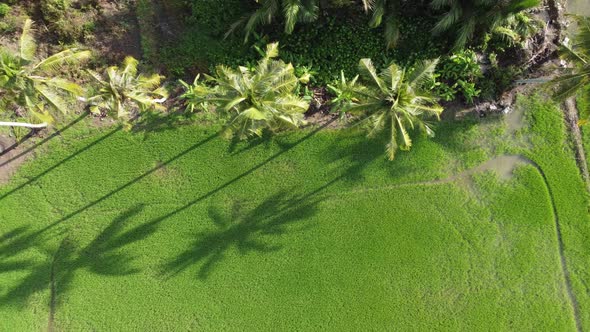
[566,0,590,16]
[505,106,526,135]
[469,155,533,181]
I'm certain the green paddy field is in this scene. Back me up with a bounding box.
[1,96,589,331]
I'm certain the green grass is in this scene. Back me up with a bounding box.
[518,96,590,328]
[0,96,589,330]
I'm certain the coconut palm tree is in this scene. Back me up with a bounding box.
[0,19,90,128]
[550,15,590,103]
[227,0,319,41]
[180,42,309,139]
[336,58,443,160]
[86,56,167,122]
[431,0,540,50]
[492,11,542,47]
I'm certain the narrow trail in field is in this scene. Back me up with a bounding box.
[181,149,580,330]
[527,159,583,332]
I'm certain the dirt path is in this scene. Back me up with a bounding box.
[89,0,142,62]
[0,136,31,185]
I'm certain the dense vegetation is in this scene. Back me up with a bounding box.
[0,0,554,159]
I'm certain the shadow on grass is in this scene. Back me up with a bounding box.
[163,189,321,279]
[0,113,88,164]
[0,205,154,310]
[0,111,204,202]
[0,119,338,306]
[131,111,198,139]
[227,131,274,155]
[0,125,123,202]
[161,125,390,280]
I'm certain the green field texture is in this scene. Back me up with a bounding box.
[1,96,589,330]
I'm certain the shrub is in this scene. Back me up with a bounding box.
[434,50,482,104]
[0,3,10,17]
[40,0,92,43]
[276,15,443,85]
[480,65,522,100]
[163,4,444,84]
[185,0,251,36]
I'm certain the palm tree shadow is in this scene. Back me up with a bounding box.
[131,111,197,139]
[0,204,159,309]
[163,190,320,280]
[322,129,389,183]
[227,131,274,155]
[0,113,88,162]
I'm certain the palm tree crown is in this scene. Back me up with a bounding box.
[0,19,90,125]
[550,15,590,103]
[337,58,443,160]
[86,56,168,122]
[180,42,309,139]
[228,0,319,41]
[431,0,540,50]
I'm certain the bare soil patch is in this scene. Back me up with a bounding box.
[88,0,142,62]
[0,135,32,185]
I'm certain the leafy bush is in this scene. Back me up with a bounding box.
[40,0,95,43]
[159,27,256,78]
[276,15,443,85]
[434,50,482,104]
[164,3,444,85]
[328,0,353,8]
[480,65,522,100]
[0,3,10,17]
[185,0,252,36]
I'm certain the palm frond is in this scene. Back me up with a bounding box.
[361,0,375,12]
[35,49,91,71]
[384,14,400,49]
[138,73,163,90]
[386,114,397,160]
[359,58,386,92]
[41,78,84,96]
[407,59,439,88]
[283,0,302,34]
[122,56,139,76]
[35,84,70,115]
[19,19,36,62]
[395,113,412,151]
[244,0,280,41]
[368,0,386,28]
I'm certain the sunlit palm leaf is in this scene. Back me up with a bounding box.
[19,19,36,62]
[36,85,70,115]
[35,49,91,71]
[359,58,386,92]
